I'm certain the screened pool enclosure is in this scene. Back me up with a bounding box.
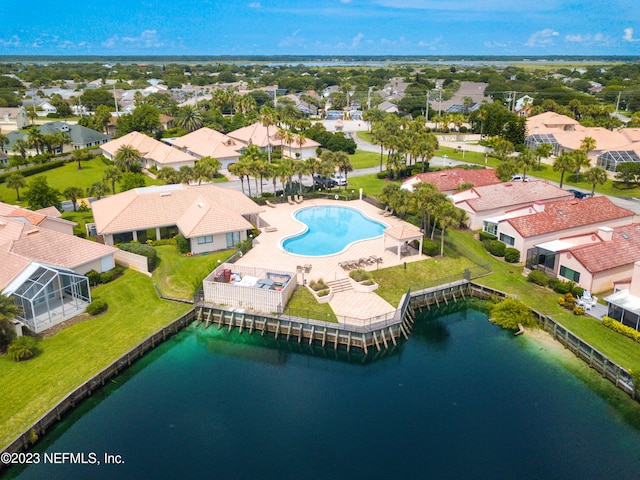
[6,263,91,334]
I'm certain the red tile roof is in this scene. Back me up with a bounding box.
[455,181,572,212]
[404,168,500,192]
[506,196,635,238]
[569,224,640,273]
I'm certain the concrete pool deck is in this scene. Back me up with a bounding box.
[235,198,428,325]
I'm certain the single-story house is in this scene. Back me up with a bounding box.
[402,168,500,194]
[526,224,640,292]
[168,127,243,169]
[498,196,635,260]
[452,180,574,230]
[91,184,264,254]
[3,122,111,156]
[101,131,197,171]
[604,261,640,332]
[0,202,117,333]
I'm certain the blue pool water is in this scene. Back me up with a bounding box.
[281,206,386,256]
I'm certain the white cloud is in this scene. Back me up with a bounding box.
[351,33,364,47]
[0,35,21,47]
[278,29,302,47]
[525,29,559,48]
[417,37,443,49]
[102,30,164,49]
[623,27,638,42]
[248,2,261,8]
[484,40,508,48]
[565,32,610,45]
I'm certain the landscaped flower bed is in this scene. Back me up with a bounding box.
[307,279,333,303]
[349,269,379,293]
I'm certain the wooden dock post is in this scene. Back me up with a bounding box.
[227,312,235,333]
[217,311,223,330]
[249,317,255,334]
[361,334,368,355]
[372,330,381,352]
[334,329,339,350]
[309,326,315,346]
[274,321,281,340]
[442,290,448,306]
[434,292,440,308]
[238,314,244,334]
[347,332,352,353]
[388,327,397,346]
[399,323,409,340]
[286,322,293,341]
[380,329,388,349]
[260,318,267,337]
[321,328,327,347]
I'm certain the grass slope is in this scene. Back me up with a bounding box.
[0,270,191,449]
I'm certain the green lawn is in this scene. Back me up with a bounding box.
[350,150,382,169]
[446,228,640,372]
[372,247,477,307]
[0,158,163,205]
[286,286,337,322]
[348,174,398,197]
[153,245,235,300]
[0,270,191,449]
[61,209,95,237]
[356,131,374,143]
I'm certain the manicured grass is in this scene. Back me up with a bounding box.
[286,286,337,323]
[348,174,398,197]
[61,209,95,237]
[0,270,191,449]
[350,150,382,169]
[356,131,374,143]
[446,228,640,372]
[372,250,477,307]
[153,245,235,300]
[0,157,163,205]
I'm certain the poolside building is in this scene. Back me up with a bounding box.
[92,184,264,254]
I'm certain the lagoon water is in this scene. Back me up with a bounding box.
[8,307,640,479]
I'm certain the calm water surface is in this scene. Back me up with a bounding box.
[8,307,640,480]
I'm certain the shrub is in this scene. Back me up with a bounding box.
[151,238,176,246]
[573,306,586,316]
[175,234,190,254]
[309,279,329,292]
[486,240,506,257]
[421,238,441,257]
[504,248,520,263]
[349,269,372,283]
[316,289,330,297]
[86,299,108,316]
[527,270,548,286]
[118,242,158,271]
[548,278,571,294]
[0,160,66,184]
[99,269,118,284]
[7,336,39,362]
[490,297,537,330]
[86,269,100,286]
[478,231,497,242]
[602,316,640,343]
[376,171,388,179]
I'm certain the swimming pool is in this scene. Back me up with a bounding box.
[281,206,387,256]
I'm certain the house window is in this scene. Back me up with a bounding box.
[483,222,497,236]
[499,233,515,246]
[197,235,213,245]
[559,266,580,282]
[226,231,240,248]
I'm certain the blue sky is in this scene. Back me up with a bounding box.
[1,0,638,56]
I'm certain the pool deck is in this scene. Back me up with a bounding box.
[235,198,429,325]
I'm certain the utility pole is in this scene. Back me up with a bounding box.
[113,84,119,116]
[425,90,430,121]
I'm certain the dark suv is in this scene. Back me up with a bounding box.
[313,174,337,188]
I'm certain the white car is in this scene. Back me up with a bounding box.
[331,174,348,186]
[510,175,530,182]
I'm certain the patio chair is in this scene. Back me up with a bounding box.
[383,208,395,217]
[287,196,296,205]
[378,206,390,215]
[265,200,276,208]
[304,264,312,273]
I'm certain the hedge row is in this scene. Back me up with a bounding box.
[0,160,66,184]
[602,316,640,344]
[118,243,158,271]
[526,270,584,297]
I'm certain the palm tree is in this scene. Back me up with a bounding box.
[296,132,307,159]
[229,161,251,196]
[157,167,180,185]
[103,165,123,194]
[87,182,109,200]
[260,106,277,163]
[63,186,84,212]
[571,150,590,183]
[534,143,554,170]
[0,292,21,349]
[517,148,537,181]
[584,167,608,196]
[53,131,72,154]
[193,156,221,185]
[0,133,8,155]
[293,159,310,195]
[176,105,204,132]
[410,181,440,233]
[114,145,142,172]
[492,138,515,162]
[304,157,319,191]
[334,151,352,189]
[12,139,29,161]
[553,152,574,188]
[179,166,195,184]
[27,128,44,155]
[72,149,84,170]
[6,173,27,201]
[437,202,463,257]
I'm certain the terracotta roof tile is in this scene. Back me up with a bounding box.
[454,181,572,212]
[506,196,634,238]
[101,131,195,166]
[570,224,640,273]
[404,168,500,192]
[170,127,243,160]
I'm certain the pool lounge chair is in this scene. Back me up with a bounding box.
[287,195,296,205]
[265,200,277,208]
[383,208,395,217]
[378,206,390,215]
[295,195,304,204]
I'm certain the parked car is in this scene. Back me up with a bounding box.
[568,189,591,199]
[313,174,337,188]
[331,174,348,186]
[510,175,530,182]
